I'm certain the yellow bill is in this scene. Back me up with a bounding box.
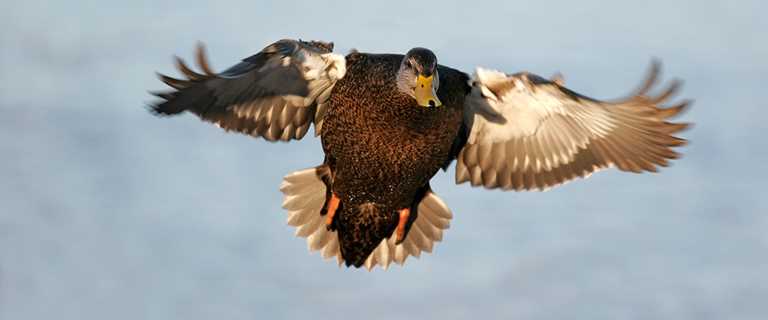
[415,75,442,107]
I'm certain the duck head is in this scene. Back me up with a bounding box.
[397,47,443,107]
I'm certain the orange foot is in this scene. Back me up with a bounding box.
[325,193,340,228]
[395,208,410,244]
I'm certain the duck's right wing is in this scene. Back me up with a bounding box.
[149,39,346,141]
[456,61,692,191]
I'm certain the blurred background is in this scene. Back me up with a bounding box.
[1,0,766,319]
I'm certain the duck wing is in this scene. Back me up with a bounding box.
[150,39,346,141]
[455,61,692,191]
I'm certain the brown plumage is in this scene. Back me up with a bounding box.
[148,39,691,270]
[320,53,468,266]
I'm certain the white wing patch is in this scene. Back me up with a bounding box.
[467,67,615,145]
[280,168,452,271]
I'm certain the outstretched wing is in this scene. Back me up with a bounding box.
[150,39,346,141]
[456,61,691,191]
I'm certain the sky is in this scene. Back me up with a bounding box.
[1,0,767,319]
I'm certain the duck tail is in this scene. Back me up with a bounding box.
[280,167,454,271]
[355,190,453,270]
[280,166,343,265]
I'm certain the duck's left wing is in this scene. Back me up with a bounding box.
[456,62,691,191]
[150,39,346,141]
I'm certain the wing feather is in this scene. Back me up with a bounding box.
[150,39,346,142]
[458,61,691,191]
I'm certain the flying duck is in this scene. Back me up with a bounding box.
[149,39,691,270]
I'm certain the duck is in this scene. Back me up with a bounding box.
[149,39,691,270]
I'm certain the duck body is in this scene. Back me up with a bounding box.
[320,52,469,265]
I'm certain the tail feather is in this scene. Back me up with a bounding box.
[361,192,452,270]
[280,167,343,266]
[280,167,453,270]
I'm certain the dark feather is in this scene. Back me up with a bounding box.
[149,39,337,142]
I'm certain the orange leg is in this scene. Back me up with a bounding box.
[395,208,410,244]
[325,193,341,227]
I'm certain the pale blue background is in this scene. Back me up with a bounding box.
[1,0,766,319]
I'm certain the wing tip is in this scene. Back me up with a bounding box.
[195,42,216,76]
